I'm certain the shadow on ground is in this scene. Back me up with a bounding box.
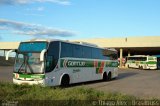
[66,71,138,88]
[117,72,138,80]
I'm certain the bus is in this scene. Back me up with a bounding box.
[125,55,157,70]
[6,39,118,86]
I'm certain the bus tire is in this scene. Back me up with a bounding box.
[61,74,70,87]
[107,72,112,81]
[127,65,130,68]
[103,72,107,81]
[141,66,144,70]
[139,66,143,70]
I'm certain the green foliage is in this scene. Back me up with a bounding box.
[0,82,136,100]
[0,82,137,105]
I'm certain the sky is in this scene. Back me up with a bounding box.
[0,0,160,41]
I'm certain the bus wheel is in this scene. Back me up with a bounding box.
[139,66,143,70]
[107,72,112,81]
[103,72,107,81]
[139,66,141,69]
[61,74,70,87]
[141,66,144,70]
[127,65,130,68]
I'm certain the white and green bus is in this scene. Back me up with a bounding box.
[125,55,157,70]
[6,39,118,86]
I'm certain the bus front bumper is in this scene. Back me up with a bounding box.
[146,64,157,69]
[13,78,45,85]
[147,67,157,70]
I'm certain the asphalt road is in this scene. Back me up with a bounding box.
[83,69,160,99]
[0,66,13,82]
[0,66,160,99]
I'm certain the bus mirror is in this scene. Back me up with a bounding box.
[40,49,47,61]
[6,50,15,60]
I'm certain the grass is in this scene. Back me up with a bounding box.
[0,82,136,100]
[0,82,137,106]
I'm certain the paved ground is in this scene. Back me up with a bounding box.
[0,66,13,82]
[83,69,160,99]
[0,66,160,99]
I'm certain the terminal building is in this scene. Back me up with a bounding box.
[73,36,160,67]
[1,36,160,67]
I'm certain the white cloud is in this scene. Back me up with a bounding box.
[0,0,71,5]
[37,7,44,11]
[0,27,7,30]
[26,7,45,11]
[24,13,44,16]
[0,19,75,37]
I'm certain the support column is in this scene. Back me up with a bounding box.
[120,48,123,68]
[4,50,5,56]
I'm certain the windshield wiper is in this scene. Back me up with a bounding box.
[26,60,34,74]
[18,61,25,73]
[17,56,34,74]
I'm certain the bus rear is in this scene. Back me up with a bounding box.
[125,55,157,70]
[146,56,157,69]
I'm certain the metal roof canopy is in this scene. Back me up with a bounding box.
[0,42,20,50]
[73,36,160,57]
[115,47,160,56]
[0,36,160,56]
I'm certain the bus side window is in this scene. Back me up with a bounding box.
[73,45,83,58]
[45,41,59,72]
[102,49,117,60]
[61,42,73,58]
[82,46,92,58]
[46,56,51,69]
[108,54,117,60]
[45,56,53,72]
[92,48,100,59]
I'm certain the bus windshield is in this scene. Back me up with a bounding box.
[18,42,47,52]
[14,52,43,74]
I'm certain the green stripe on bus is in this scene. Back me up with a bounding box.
[98,62,101,67]
[13,73,45,79]
[96,68,99,74]
[60,59,94,67]
[60,59,118,68]
[146,61,157,64]
[127,61,157,65]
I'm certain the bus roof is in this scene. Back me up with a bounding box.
[22,39,117,52]
[127,55,155,57]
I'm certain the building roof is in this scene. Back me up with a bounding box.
[73,36,160,48]
[0,42,20,50]
[72,36,160,55]
[0,36,160,50]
